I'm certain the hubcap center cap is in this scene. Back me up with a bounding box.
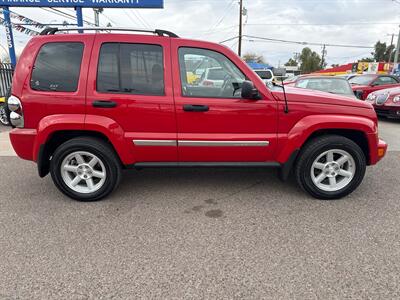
[323,162,340,177]
[77,164,93,180]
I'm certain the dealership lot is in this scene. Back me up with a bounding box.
[0,119,399,298]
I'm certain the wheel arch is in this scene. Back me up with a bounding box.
[37,130,126,178]
[277,115,376,176]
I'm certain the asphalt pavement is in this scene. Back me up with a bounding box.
[0,119,399,299]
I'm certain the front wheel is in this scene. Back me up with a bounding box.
[295,135,366,200]
[50,137,121,201]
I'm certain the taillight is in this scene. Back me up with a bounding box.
[7,95,24,128]
[202,80,214,86]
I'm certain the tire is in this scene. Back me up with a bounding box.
[50,137,121,201]
[0,103,10,126]
[295,135,366,200]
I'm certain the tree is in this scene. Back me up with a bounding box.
[284,58,298,66]
[299,47,323,73]
[242,52,265,64]
[361,41,396,62]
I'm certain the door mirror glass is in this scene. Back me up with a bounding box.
[241,81,260,100]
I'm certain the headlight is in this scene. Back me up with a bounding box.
[393,95,400,103]
[367,93,376,101]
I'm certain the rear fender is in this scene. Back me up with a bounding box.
[276,114,377,164]
[34,114,134,165]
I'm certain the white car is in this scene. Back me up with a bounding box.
[254,69,274,85]
[200,67,225,88]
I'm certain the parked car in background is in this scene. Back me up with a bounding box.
[0,96,9,125]
[200,67,225,88]
[295,76,356,99]
[335,74,357,81]
[349,74,400,100]
[366,86,400,119]
[254,69,274,85]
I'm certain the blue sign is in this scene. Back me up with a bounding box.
[0,0,163,8]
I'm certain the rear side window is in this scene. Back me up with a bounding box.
[31,42,84,92]
[97,43,164,95]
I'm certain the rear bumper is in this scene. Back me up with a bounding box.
[9,128,37,161]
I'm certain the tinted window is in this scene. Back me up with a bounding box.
[97,43,164,95]
[374,76,398,85]
[348,75,375,85]
[31,42,84,92]
[255,70,272,80]
[179,47,245,98]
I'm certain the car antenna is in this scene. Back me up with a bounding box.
[281,77,289,114]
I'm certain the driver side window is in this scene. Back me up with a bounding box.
[178,47,245,98]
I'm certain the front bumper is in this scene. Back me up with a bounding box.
[373,106,400,119]
[376,139,388,163]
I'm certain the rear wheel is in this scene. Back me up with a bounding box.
[50,137,121,201]
[295,135,366,200]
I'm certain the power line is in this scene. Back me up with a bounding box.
[243,35,374,49]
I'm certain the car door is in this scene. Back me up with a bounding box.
[171,40,278,163]
[86,34,177,163]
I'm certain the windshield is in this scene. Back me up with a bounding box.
[255,70,272,80]
[296,78,354,96]
[348,75,375,85]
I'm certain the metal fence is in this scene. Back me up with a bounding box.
[0,63,14,97]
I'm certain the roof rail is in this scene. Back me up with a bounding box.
[39,27,179,38]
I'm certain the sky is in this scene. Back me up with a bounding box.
[0,0,399,67]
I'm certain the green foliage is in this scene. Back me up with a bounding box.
[299,47,323,73]
[284,58,298,66]
[242,52,266,64]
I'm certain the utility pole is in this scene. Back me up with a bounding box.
[388,33,395,63]
[395,26,400,65]
[238,0,243,57]
[321,44,327,69]
[93,8,103,27]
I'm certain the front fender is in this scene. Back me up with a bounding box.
[276,114,377,164]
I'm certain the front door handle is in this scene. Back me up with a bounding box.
[92,100,117,108]
[183,104,209,112]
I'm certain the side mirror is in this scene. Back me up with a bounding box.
[241,81,261,100]
[371,82,379,87]
[354,90,363,100]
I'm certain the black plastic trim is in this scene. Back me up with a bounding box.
[279,149,300,181]
[37,144,50,178]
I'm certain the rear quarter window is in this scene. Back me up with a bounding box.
[30,42,84,92]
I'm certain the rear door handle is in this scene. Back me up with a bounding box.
[183,104,209,112]
[92,100,117,108]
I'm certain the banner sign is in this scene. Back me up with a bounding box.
[0,0,163,8]
[0,16,40,35]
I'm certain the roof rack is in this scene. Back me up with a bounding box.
[39,27,179,38]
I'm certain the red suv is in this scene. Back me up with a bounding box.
[7,27,387,201]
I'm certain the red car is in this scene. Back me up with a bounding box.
[7,27,387,201]
[366,86,400,119]
[349,74,400,100]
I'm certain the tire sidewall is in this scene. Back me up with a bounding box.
[301,139,366,199]
[51,143,118,201]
